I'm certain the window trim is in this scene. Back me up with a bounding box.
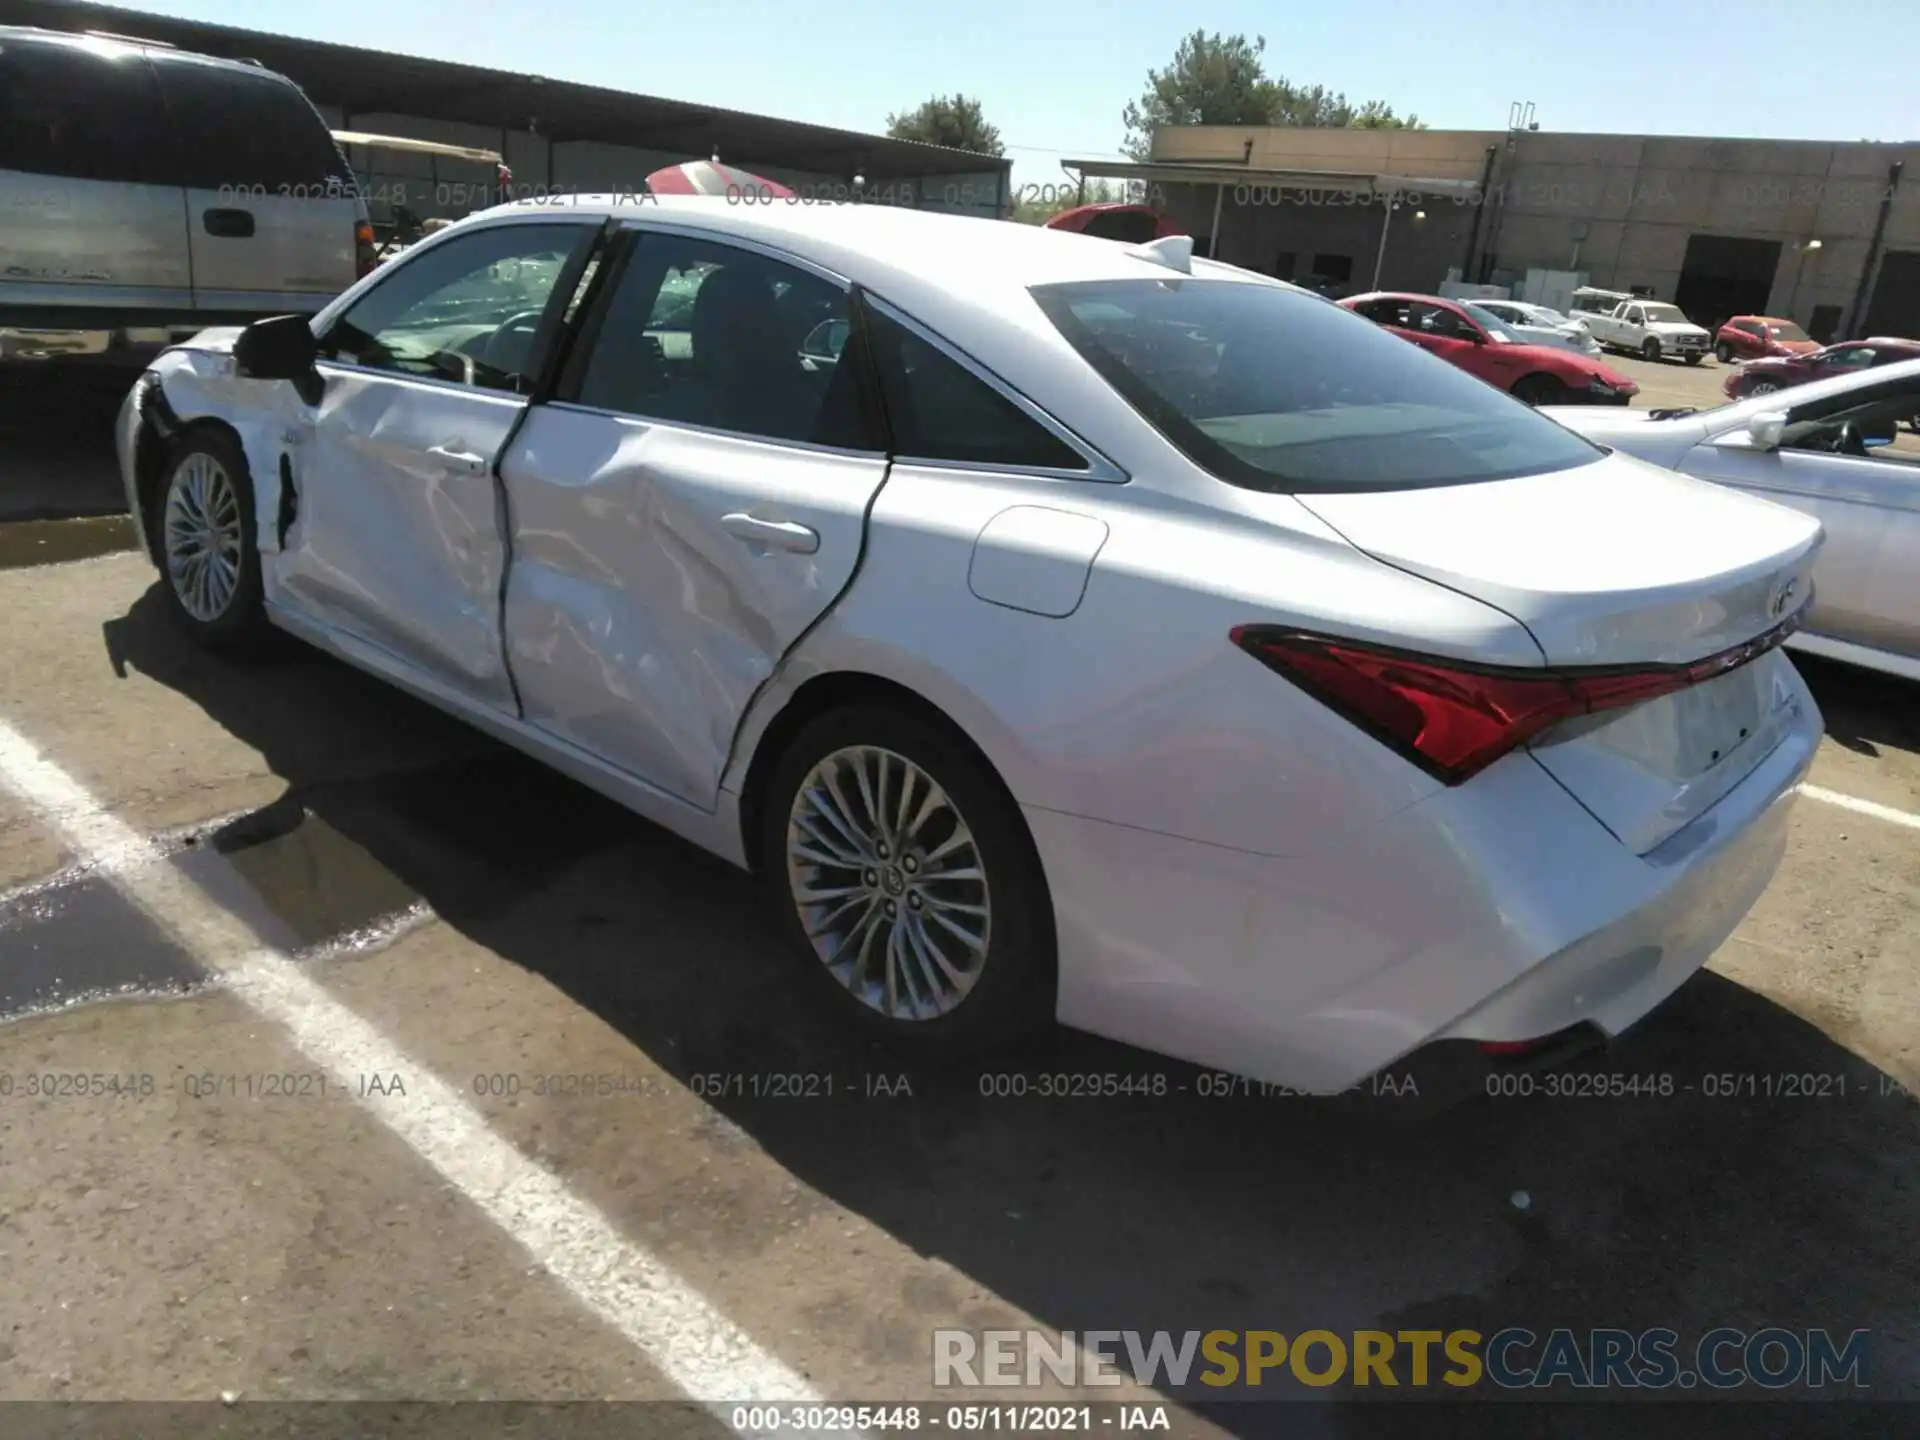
[543,222,890,457]
[858,292,1126,484]
[313,217,602,397]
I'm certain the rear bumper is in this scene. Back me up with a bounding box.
[1030,682,1821,1094]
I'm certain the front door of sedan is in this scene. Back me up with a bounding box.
[1688,378,1920,662]
[496,226,889,808]
[275,220,599,711]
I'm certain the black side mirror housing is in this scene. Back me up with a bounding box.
[234,315,322,402]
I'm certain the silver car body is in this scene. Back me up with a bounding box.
[118,197,1824,1092]
[1472,299,1601,356]
[1546,359,1920,683]
[0,26,364,362]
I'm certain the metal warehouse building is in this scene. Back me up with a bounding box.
[4,0,1010,221]
[1072,124,1920,340]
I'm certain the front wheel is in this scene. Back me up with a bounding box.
[1511,373,1567,406]
[760,705,1056,1055]
[1640,338,1663,362]
[1714,341,1733,363]
[153,429,266,649]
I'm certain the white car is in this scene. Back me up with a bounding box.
[117,197,1823,1093]
[1470,299,1602,356]
[1547,358,1920,682]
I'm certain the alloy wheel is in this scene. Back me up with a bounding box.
[163,453,244,623]
[785,745,990,1021]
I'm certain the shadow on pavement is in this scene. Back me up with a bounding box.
[1795,654,1920,759]
[0,363,142,523]
[100,587,1920,1432]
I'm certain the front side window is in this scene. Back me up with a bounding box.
[564,232,877,449]
[319,223,592,393]
[1783,381,1920,462]
[151,59,350,193]
[1823,346,1876,369]
[1032,277,1603,493]
[1768,321,1810,341]
[0,37,174,185]
[1642,303,1687,324]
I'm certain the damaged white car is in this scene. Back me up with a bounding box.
[117,196,1822,1092]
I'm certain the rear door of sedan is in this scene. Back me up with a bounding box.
[496,223,890,809]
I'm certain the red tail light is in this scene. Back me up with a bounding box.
[354,220,378,278]
[1230,610,1804,785]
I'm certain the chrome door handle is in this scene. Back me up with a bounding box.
[426,443,488,473]
[720,512,820,554]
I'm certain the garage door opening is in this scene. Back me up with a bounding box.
[1674,234,1782,334]
[1861,250,1920,339]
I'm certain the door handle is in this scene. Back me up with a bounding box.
[426,444,489,474]
[720,512,820,554]
[202,207,256,238]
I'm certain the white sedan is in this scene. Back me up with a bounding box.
[1547,358,1920,683]
[117,196,1822,1093]
[1470,299,1602,356]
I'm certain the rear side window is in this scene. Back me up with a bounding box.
[860,304,1087,470]
[1032,277,1603,493]
[564,231,880,450]
[0,37,174,184]
[152,59,350,193]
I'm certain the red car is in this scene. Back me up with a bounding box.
[1713,314,1819,363]
[1340,292,1639,405]
[1043,202,1185,244]
[1722,336,1920,399]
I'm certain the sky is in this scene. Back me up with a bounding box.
[117,0,1920,192]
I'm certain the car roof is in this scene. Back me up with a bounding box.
[0,23,294,80]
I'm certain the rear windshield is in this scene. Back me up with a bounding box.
[1029,278,1602,493]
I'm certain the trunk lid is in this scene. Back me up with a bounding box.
[1297,451,1823,853]
[1294,451,1820,667]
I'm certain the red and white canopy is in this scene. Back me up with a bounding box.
[645,161,794,199]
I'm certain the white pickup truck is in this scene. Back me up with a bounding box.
[1579,297,1713,364]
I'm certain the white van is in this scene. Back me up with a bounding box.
[0,26,372,364]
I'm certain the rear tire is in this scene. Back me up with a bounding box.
[1640,337,1662,362]
[1511,373,1567,406]
[152,428,266,650]
[759,704,1056,1057]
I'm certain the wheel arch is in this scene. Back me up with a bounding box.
[138,412,251,566]
[734,668,1042,890]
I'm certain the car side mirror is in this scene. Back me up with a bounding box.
[235,314,318,381]
[1747,411,1787,451]
[234,315,322,404]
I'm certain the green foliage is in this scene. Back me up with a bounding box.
[885,94,1006,157]
[1121,31,1421,158]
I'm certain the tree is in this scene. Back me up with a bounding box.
[886,94,1005,157]
[1121,31,1420,158]
[1121,31,1281,159]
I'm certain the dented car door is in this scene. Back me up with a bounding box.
[272,220,597,711]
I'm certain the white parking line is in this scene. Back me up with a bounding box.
[0,719,826,1418]
[1801,784,1920,833]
